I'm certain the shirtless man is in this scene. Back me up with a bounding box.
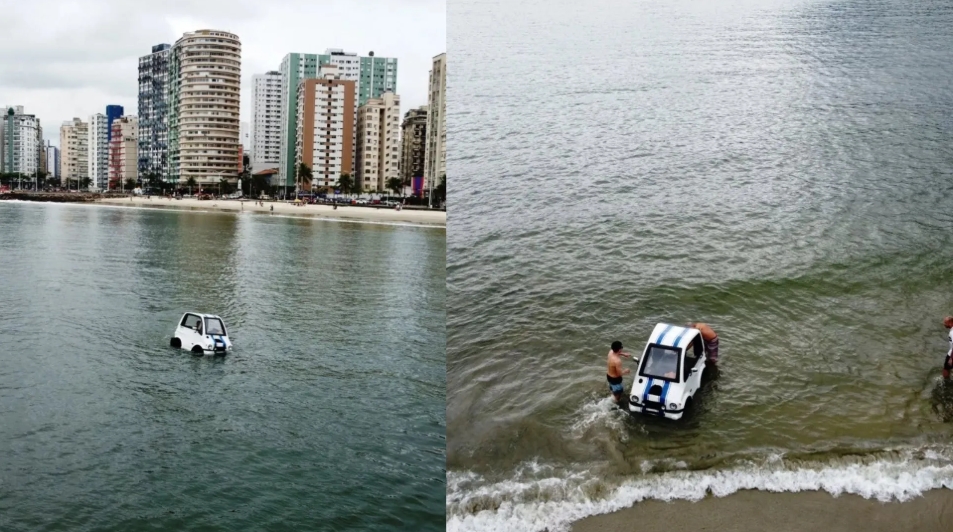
[943,317,953,380]
[688,322,719,365]
[606,341,632,403]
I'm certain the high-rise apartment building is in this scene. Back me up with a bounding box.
[138,43,171,180]
[400,105,428,193]
[46,142,60,180]
[1,106,42,177]
[168,29,242,184]
[251,70,282,172]
[278,50,397,187]
[294,65,356,190]
[356,91,401,193]
[108,116,138,189]
[88,113,109,191]
[424,53,446,196]
[105,105,124,143]
[60,118,88,187]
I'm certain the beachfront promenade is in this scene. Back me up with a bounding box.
[0,193,446,227]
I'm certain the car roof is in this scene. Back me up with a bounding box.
[648,323,698,350]
[182,312,223,320]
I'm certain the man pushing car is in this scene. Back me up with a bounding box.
[688,322,719,365]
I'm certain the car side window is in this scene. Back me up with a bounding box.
[181,314,201,328]
[684,336,701,380]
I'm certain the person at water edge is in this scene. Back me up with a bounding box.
[942,316,953,380]
[688,322,719,364]
[606,341,632,403]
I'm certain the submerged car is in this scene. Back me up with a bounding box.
[170,312,232,355]
[628,323,709,420]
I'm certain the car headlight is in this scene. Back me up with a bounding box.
[669,403,678,409]
[631,395,640,404]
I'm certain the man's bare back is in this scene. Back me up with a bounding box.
[691,322,717,341]
[607,349,630,378]
[688,322,720,364]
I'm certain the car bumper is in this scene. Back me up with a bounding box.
[628,403,684,420]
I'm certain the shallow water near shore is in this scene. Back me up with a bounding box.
[447,0,953,530]
[0,201,446,531]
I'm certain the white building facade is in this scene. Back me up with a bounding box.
[1,106,42,177]
[356,92,401,193]
[424,53,446,195]
[88,113,109,190]
[250,71,282,172]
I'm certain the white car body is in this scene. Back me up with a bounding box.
[628,323,708,420]
[170,312,232,355]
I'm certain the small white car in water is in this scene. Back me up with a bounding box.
[170,312,232,355]
[628,323,708,420]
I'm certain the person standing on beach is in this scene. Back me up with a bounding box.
[606,341,631,403]
[942,317,953,380]
[688,322,719,365]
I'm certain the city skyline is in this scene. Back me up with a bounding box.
[0,0,446,146]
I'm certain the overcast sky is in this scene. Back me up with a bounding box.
[0,0,445,146]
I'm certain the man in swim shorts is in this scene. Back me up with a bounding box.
[943,316,953,380]
[606,341,631,403]
[688,322,719,365]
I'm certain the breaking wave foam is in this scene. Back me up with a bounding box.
[446,447,953,532]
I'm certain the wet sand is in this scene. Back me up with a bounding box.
[97,197,446,227]
[571,489,953,532]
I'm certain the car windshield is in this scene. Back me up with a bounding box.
[640,345,681,381]
[205,318,225,335]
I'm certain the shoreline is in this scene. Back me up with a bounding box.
[3,196,446,228]
[570,488,953,532]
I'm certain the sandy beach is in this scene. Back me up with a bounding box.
[570,489,953,532]
[96,196,446,227]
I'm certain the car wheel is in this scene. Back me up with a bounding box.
[683,397,695,419]
[191,345,204,355]
[170,337,181,348]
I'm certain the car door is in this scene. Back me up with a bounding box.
[180,313,202,348]
[685,335,705,392]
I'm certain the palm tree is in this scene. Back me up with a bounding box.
[219,178,234,196]
[124,178,137,192]
[386,177,403,197]
[80,178,92,190]
[185,177,197,196]
[296,162,313,196]
[336,173,353,197]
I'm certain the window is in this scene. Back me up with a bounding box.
[683,336,702,380]
[639,345,681,382]
[181,314,203,329]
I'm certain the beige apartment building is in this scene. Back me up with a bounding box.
[295,64,356,190]
[424,53,446,195]
[60,118,89,187]
[356,91,401,193]
[169,29,242,185]
[108,116,138,189]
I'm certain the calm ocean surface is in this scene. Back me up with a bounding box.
[447,0,953,530]
[0,202,446,531]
